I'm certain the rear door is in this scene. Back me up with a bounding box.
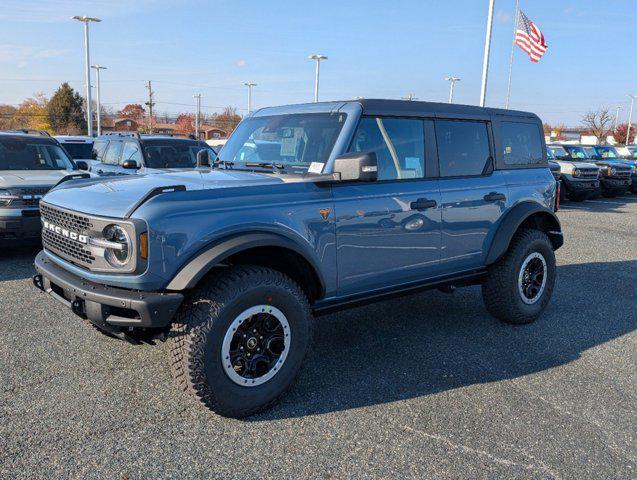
[333,116,442,296]
[435,118,509,271]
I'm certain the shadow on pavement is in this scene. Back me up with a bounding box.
[560,192,637,213]
[251,260,637,421]
[0,245,40,282]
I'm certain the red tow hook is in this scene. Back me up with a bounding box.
[555,181,561,212]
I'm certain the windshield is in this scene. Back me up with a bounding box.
[626,146,637,157]
[596,146,619,158]
[0,138,74,170]
[61,142,93,159]
[141,139,216,169]
[563,146,589,159]
[219,112,347,173]
[547,146,568,159]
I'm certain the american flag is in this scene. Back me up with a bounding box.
[515,10,548,62]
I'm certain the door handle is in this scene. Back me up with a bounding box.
[410,198,437,210]
[484,192,506,202]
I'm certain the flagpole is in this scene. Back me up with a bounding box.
[505,0,520,109]
[479,0,496,107]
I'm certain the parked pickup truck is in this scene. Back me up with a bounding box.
[546,144,599,201]
[33,100,562,417]
[0,131,87,244]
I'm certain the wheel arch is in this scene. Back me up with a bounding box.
[165,232,326,301]
[485,202,563,266]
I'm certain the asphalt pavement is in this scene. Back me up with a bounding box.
[1,196,636,479]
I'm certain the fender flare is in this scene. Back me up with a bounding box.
[165,232,326,293]
[485,202,563,265]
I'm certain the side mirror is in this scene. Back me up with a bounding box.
[122,159,139,169]
[333,152,378,182]
[75,160,88,171]
[197,149,210,167]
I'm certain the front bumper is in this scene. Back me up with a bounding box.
[34,250,183,329]
[0,210,42,243]
[562,179,599,193]
[631,175,637,191]
[600,177,631,191]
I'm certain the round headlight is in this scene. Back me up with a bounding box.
[102,224,132,267]
[610,167,617,176]
[0,189,14,207]
[572,168,581,177]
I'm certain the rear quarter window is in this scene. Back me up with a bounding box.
[501,121,544,166]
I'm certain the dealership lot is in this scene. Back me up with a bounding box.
[1,197,636,479]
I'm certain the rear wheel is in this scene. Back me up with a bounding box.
[482,229,556,325]
[169,265,312,418]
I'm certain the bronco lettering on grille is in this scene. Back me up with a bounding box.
[42,220,88,244]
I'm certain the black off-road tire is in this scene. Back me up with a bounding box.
[169,265,313,418]
[481,229,556,325]
[568,192,587,202]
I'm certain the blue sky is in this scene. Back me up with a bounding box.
[1,0,636,125]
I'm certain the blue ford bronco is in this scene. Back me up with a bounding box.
[33,100,562,417]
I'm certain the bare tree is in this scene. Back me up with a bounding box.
[581,108,613,144]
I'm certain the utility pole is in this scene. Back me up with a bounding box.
[479,0,495,107]
[445,76,461,103]
[402,93,417,101]
[308,54,328,102]
[193,94,201,140]
[145,80,155,133]
[613,105,622,131]
[91,65,106,136]
[626,95,637,146]
[72,15,101,136]
[244,82,256,113]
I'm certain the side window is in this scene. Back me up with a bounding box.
[349,117,425,180]
[92,140,108,160]
[501,121,543,165]
[435,120,491,177]
[120,141,143,165]
[102,141,123,165]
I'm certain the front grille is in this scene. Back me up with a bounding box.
[40,203,95,267]
[615,169,631,178]
[7,187,50,208]
[578,168,598,179]
[42,229,95,265]
[40,203,93,232]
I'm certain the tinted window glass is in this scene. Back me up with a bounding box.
[435,120,491,177]
[120,141,143,165]
[61,142,94,159]
[92,139,108,160]
[349,117,425,180]
[502,122,543,165]
[0,138,74,170]
[103,141,123,165]
[140,139,215,169]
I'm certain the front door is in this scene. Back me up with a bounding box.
[333,116,442,297]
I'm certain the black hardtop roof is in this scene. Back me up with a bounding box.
[354,98,538,120]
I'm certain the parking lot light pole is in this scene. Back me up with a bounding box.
[626,95,637,145]
[91,65,106,136]
[244,82,256,113]
[72,16,101,136]
[613,105,622,131]
[479,0,495,107]
[308,54,328,102]
[445,76,461,103]
[193,94,201,140]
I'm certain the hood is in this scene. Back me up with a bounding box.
[42,169,291,218]
[0,169,76,188]
[555,160,597,169]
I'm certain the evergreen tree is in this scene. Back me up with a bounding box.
[47,82,86,133]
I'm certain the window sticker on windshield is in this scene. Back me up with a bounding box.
[505,146,512,154]
[308,162,324,174]
[280,137,297,157]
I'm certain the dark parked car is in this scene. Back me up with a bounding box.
[34,99,562,417]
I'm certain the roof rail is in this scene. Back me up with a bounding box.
[102,131,140,138]
[1,129,52,137]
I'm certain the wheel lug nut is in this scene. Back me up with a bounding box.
[240,346,244,350]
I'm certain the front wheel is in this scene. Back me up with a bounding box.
[482,229,556,325]
[169,265,313,418]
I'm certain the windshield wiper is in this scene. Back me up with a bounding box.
[213,158,235,169]
[245,162,286,172]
